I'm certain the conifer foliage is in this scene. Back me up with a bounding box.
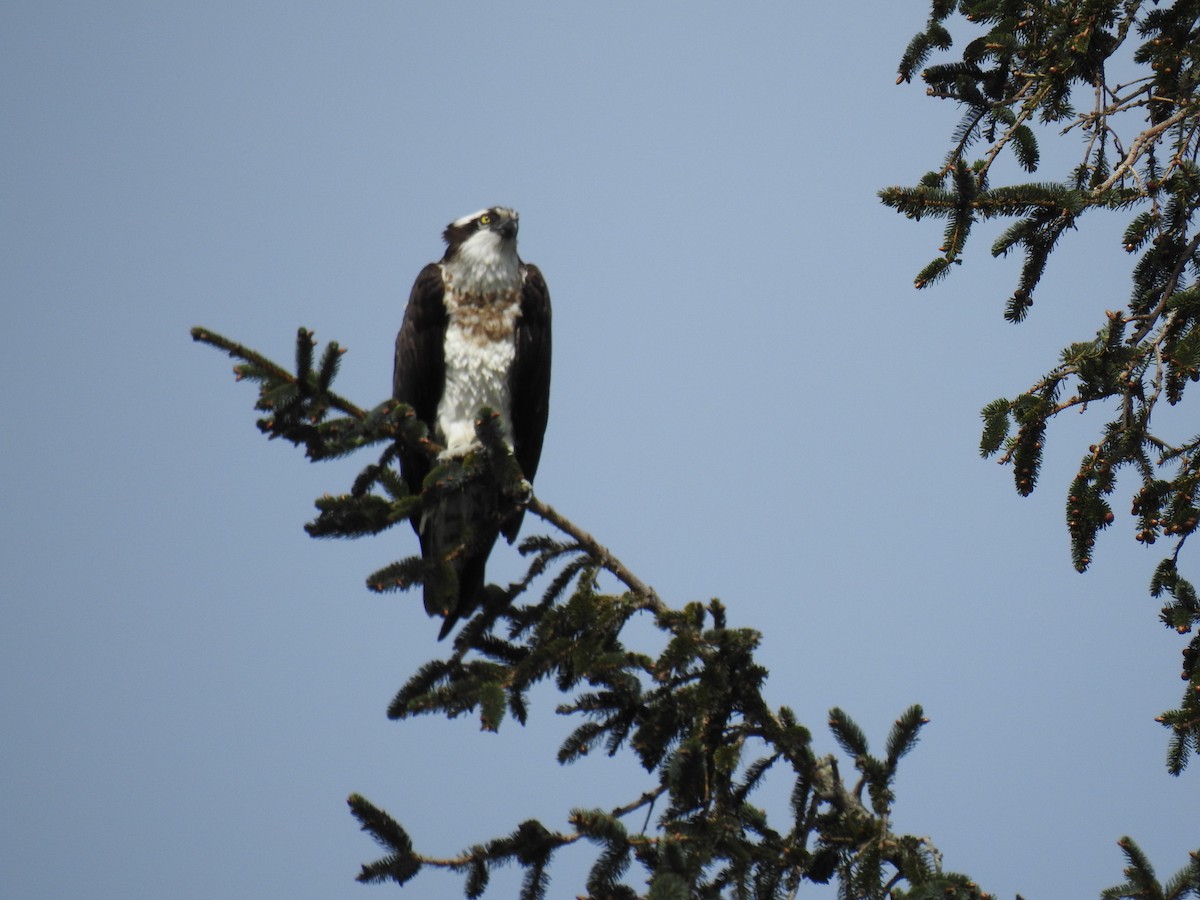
[194,325,1004,898]
[194,322,1200,897]
[880,0,1200,776]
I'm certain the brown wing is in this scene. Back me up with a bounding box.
[502,263,551,542]
[393,263,448,507]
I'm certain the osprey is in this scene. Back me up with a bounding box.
[393,207,551,638]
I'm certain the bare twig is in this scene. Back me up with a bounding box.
[1092,107,1191,195]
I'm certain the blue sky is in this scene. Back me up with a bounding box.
[2,3,1194,898]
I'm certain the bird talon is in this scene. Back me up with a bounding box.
[504,478,533,507]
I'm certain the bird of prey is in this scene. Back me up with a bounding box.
[393,207,551,638]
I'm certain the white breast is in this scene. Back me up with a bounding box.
[436,237,523,457]
[437,319,517,455]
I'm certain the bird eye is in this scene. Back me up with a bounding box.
[479,214,492,225]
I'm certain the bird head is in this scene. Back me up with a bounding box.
[442,207,519,255]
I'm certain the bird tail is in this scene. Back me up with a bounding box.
[419,476,502,639]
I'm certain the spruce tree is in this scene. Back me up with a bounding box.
[880,0,1200,776]
[188,5,1200,895]
[194,324,1197,898]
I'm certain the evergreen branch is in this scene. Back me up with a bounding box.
[191,326,366,420]
[884,706,929,770]
[887,0,1200,774]
[192,326,295,384]
[978,79,1048,179]
[346,794,421,886]
[350,533,955,895]
[527,496,664,613]
[379,788,669,873]
[1128,230,1200,348]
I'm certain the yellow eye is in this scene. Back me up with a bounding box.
[479,214,492,225]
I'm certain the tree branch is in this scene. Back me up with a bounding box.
[528,496,665,614]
